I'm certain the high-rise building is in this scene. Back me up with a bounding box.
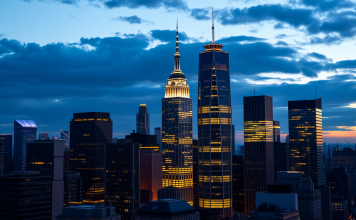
[244,95,274,214]
[288,99,331,220]
[140,149,162,202]
[154,127,162,152]
[288,98,324,187]
[193,139,199,208]
[136,104,150,135]
[60,130,70,171]
[39,132,49,140]
[232,155,245,214]
[0,171,52,219]
[274,142,290,178]
[13,119,37,171]
[273,121,280,143]
[0,143,4,175]
[26,140,64,220]
[0,134,12,175]
[198,11,232,218]
[332,147,356,172]
[63,171,83,206]
[162,24,193,205]
[106,143,140,220]
[125,131,159,152]
[69,112,112,204]
[232,125,236,155]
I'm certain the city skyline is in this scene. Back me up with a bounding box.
[1,0,356,145]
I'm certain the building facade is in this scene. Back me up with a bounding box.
[198,19,232,218]
[162,25,193,205]
[106,143,140,220]
[154,127,162,152]
[69,112,112,204]
[0,134,12,175]
[63,171,83,206]
[140,149,162,201]
[56,204,121,220]
[232,155,245,214]
[125,131,160,152]
[13,119,37,171]
[0,171,52,220]
[136,104,150,135]
[243,95,274,214]
[332,147,356,172]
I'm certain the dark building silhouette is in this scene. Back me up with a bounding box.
[0,171,52,220]
[69,112,112,204]
[63,171,83,206]
[0,143,4,175]
[288,98,331,220]
[193,139,199,208]
[274,142,290,177]
[39,132,49,140]
[140,149,162,202]
[0,134,12,175]
[162,24,193,205]
[330,195,348,220]
[136,104,150,135]
[125,131,159,152]
[332,147,356,172]
[26,140,64,220]
[158,186,181,200]
[154,127,162,152]
[59,130,69,171]
[232,125,236,155]
[198,13,232,218]
[232,155,245,213]
[57,204,120,220]
[273,121,280,143]
[243,95,274,214]
[13,120,37,171]
[132,200,199,220]
[106,143,140,220]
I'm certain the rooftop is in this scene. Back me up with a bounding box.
[15,119,37,128]
[138,199,195,215]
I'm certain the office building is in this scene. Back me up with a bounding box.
[274,142,290,177]
[197,208,219,220]
[193,139,199,208]
[244,95,274,214]
[158,186,181,200]
[273,121,280,143]
[232,124,236,155]
[198,12,232,218]
[132,199,199,220]
[288,98,331,220]
[0,171,52,219]
[125,131,159,152]
[327,167,351,215]
[13,119,37,171]
[330,196,348,220]
[63,171,83,206]
[332,147,356,172]
[140,149,162,202]
[39,132,49,140]
[154,127,162,152]
[137,104,150,135]
[276,171,322,220]
[162,24,193,205]
[106,143,140,220]
[60,130,69,171]
[0,143,4,175]
[70,112,112,204]
[232,155,245,214]
[0,134,12,175]
[56,204,121,220]
[26,140,64,220]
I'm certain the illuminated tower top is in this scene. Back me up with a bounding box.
[165,21,190,98]
[203,7,224,52]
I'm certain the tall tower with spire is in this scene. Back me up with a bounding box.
[198,8,233,218]
[162,22,193,205]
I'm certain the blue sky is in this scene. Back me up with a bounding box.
[0,0,356,144]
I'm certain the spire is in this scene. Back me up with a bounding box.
[173,19,181,73]
[212,7,215,44]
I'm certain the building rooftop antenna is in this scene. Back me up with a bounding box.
[212,7,215,44]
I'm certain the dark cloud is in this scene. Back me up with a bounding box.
[293,0,355,12]
[113,15,146,24]
[275,41,288,46]
[103,0,188,10]
[218,35,266,44]
[309,35,343,45]
[151,30,191,42]
[307,52,327,60]
[190,8,210,20]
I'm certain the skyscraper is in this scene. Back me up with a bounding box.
[243,95,274,214]
[13,120,37,171]
[0,135,12,175]
[60,130,70,171]
[136,104,150,135]
[162,23,193,205]
[140,149,162,202]
[69,112,112,204]
[273,121,280,143]
[154,127,162,152]
[198,10,232,218]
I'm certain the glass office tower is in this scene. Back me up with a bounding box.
[69,112,112,204]
[198,19,232,218]
[136,104,150,135]
[243,95,274,214]
[162,24,193,205]
[288,98,324,187]
[13,120,37,171]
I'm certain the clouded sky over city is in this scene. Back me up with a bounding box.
[0,0,356,144]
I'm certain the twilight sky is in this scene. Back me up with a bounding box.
[0,0,356,145]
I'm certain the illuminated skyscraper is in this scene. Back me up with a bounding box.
[13,120,37,171]
[136,104,150,135]
[243,95,274,214]
[69,112,112,204]
[198,9,232,218]
[162,23,193,205]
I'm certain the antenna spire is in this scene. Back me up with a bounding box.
[176,19,179,54]
[212,7,215,44]
[173,19,181,72]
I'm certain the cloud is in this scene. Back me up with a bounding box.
[218,35,265,44]
[113,15,150,24]
[307,52,327,60]
[103,0,188,10]
[308,35,343,45]
[190,8,211,20]
[275,41,288,46]
[276,34,288,39]
[293,0,355,12]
